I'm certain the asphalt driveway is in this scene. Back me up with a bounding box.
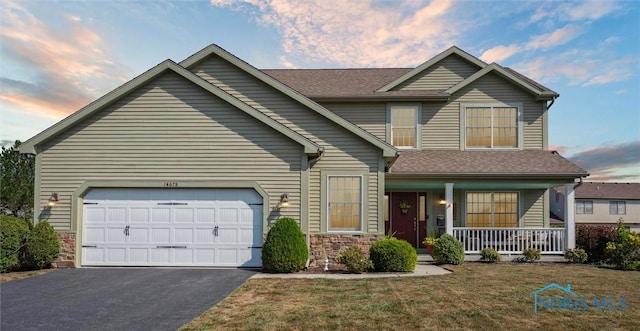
[1,268,256,331]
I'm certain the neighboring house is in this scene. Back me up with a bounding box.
[19,45,587,268]
[551,182,640,231]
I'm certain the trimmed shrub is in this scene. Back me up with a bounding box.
[576,225,618,263]
[24,221,60,270]
[605,219,640,271]
[479,247,501,263]
[1,215,31,272]
[432,234,464,265]
[369,237,417,272]
[336,246,372,273]
[522,248,541,262]
[261,217,308,273]
[564,248,588,264]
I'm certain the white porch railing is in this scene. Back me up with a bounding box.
[452,227,566,254]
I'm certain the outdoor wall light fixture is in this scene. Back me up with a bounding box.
[277,193,289,208]
[48,193,59,207]
[438,194,447,205]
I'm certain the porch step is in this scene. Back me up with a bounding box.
[417,254,565,263]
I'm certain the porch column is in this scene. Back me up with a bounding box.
[445,183,454,235]
[564,183,576,249]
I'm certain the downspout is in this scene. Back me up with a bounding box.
[309,147,324,167]
[546,97,556,110]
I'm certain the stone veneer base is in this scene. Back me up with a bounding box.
[54,232,76,268]
[308,234,385,270]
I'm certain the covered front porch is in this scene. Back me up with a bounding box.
[384,180,579,255]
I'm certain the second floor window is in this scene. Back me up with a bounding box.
[390,105,418,148]
[610,201,626,215]
[576,200,593,214]
[465,105,519,149]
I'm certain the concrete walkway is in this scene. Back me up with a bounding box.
[251,263,450,279]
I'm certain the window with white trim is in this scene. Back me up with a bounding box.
[609,201,626,215]
[576,200,593,214]
[465,105,519,148]
[466,192,518,227]
[390,105,418,148]
[328,176,362,231]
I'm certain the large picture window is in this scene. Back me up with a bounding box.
[328,176,362,231]
[576,200,593,214]
[465,105,519,148]
[466,192,518,227]
[390,105,418,148]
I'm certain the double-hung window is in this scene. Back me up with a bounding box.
[389,105,419,149]
[609,201,626,215]
[466,192,518,227]
[576,200,593,214]
[465,105,520,149]
[328,176,362,231]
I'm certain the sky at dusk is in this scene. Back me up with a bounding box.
[1,0,639,182]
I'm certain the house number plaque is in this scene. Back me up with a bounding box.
[164,182,178,187]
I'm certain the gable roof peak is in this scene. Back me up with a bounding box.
[376,45,487,92]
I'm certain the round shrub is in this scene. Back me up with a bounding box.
[1,215,31,272]
[24,221,60,270]
[432,234,464,265]
[522,248,541,263]
[480,247,501,263]
[336,246,372,273]
[564,248,588,264]
[261,217,308,273]
[369,237,417,272]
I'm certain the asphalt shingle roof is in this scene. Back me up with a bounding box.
[388,150,588,177]
[561,182,640,200]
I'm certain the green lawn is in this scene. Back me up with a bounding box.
[182,263,640,331]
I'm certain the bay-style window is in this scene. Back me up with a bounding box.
[389,104,419,149]
[328,176,362,231]
[464,104,521,149]
[576,200,593,214]
[466,192,518,227]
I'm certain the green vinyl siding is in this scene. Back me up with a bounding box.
[37,72,303,231]
[522,189,546,228]
[190,56,383,234]
[394,55,479,90]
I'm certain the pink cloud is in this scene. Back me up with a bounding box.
[212,0,460,67]
[480,44,519,63]
[525,24,581,50]
[0,1,128,120]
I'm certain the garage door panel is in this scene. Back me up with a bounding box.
[107,208,127,223]
[128,228,149,244]
[82,188,263,267]
[130,208,150,223]
[85,207,106,223]
[129,248,149,263]
[84,227,105,243]
[151,228,171,243]
[174,208,195,223]
[106,228,127,243]
[174,228,194,243]
[151,248,171,263]
[107,248,126,263]
[151,208,171,223]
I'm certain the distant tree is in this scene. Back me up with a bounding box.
[1,141,34,220]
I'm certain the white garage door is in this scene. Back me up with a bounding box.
[81,188,263,267]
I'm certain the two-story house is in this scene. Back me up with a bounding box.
[19,45,587,268]
[551,182,640,231]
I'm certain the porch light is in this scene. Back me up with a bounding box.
[438,194,447,205]
[277,193,289,208]
[48,193,59,207]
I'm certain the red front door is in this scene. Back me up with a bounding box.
[391,192,418,247]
